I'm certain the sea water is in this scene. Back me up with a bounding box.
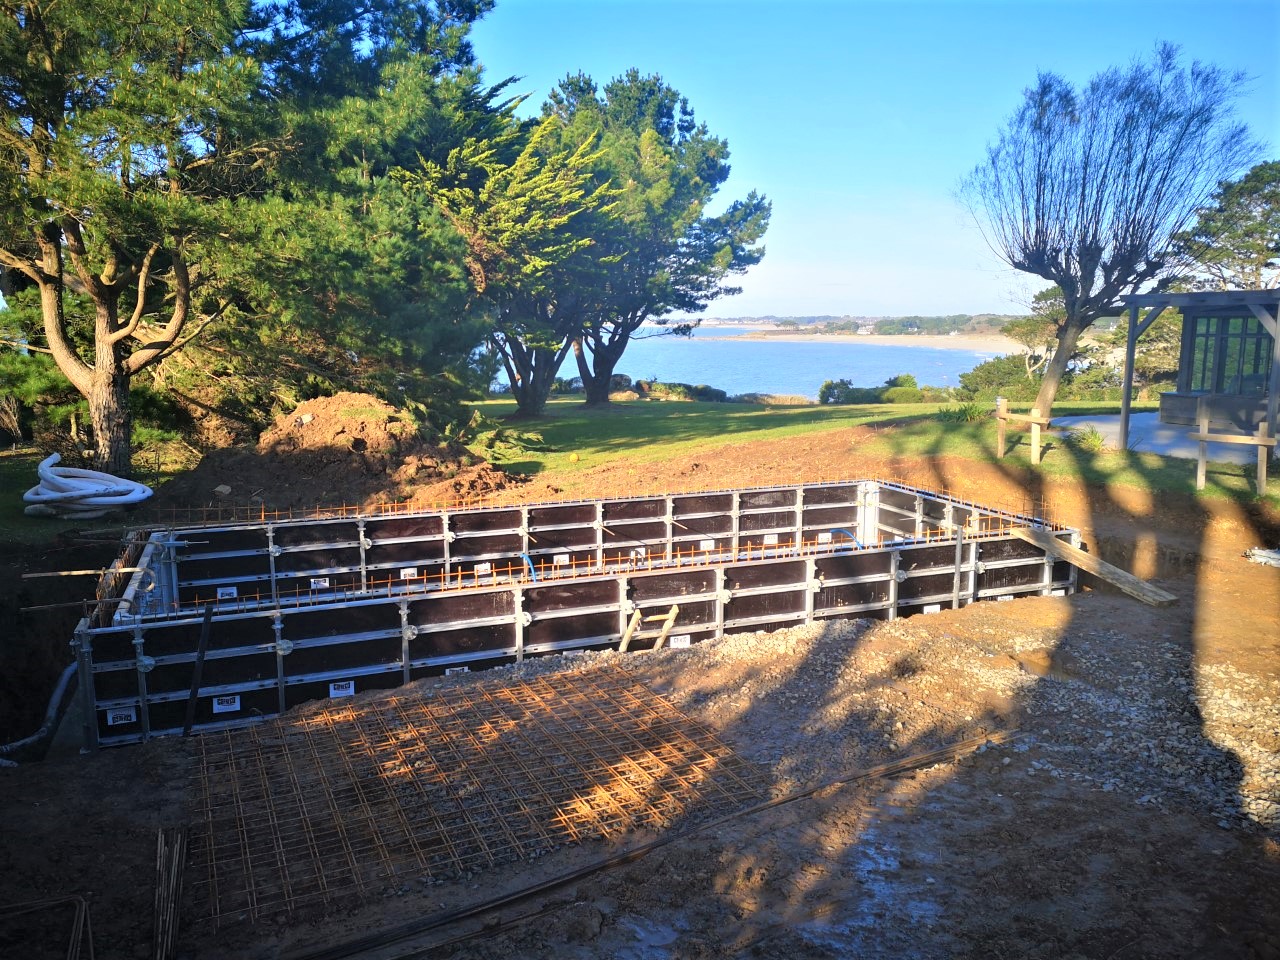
[604,327,999,399]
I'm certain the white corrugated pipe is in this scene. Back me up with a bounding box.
[23,453,153,519]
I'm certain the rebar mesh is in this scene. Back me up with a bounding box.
[187,668,762,928]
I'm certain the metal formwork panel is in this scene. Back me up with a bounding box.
[72,480,1078,747]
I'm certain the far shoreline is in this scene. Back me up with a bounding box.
[696,330,1020,353]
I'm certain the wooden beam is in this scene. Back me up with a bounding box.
[1252,302,1280,462]
[1119,302,1139,451]
[1011,527,1177,607]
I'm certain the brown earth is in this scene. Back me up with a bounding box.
[1,412,1278,959]
[141,392,523,519]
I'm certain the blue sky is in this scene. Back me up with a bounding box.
[469,0,1280,318]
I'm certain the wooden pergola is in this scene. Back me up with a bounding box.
[1118,289,1280,457]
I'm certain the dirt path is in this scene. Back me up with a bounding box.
[2,426,1278,959]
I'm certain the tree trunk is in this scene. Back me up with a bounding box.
[89,366,133,476]
[575,334,628,407]
[90,300,133,476]
[1032,322,1085,414]
[494,333,570,418]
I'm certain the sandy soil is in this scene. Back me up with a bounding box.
[2,418,1278,959]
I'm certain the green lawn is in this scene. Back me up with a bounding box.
[472,396,1276,507]
[3,396,1273,548]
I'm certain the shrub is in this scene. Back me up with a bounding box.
[820,373,934,405]
[936,402,988,423]
[634,380,727,402]
[958,354,1037,399]
[881,385,923,404]
[1064,426,1107,453]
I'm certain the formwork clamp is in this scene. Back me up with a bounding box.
[135,654,156,674]
[269,544,282,558]
[275,638,295,656]
[402,624,419,641]
[717,588,732,604]
[520,611,533,627]
[620,598,636,616]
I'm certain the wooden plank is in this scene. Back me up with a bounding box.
[1188,432,1276,447]
[1002,412,1052,426]
[1011,528,1177,607]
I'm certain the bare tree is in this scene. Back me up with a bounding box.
[962,43,1260,414]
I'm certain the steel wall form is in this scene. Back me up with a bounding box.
[71,481,1078,748]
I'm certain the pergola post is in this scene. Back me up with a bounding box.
[1118,303,1140,451]
[1248,303,1280,461]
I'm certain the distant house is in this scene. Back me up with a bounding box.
[1118,290,1279,454]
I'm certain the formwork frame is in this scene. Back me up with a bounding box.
[71,480,1079,748]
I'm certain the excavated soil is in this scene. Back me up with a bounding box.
[2,414,1279,959]
[142,392,522,517]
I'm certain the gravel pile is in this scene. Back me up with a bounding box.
[478,608,1279,837]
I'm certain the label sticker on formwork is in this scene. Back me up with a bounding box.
[445,666,470,675]
[310,577,330,590]
[553,553,570,566]
[922,604,942,614]
[329,680,355,698]
[106,706,137,727]
[475,562,493,576]
[216,586,237,600]
[212,694,241,714]
[668,634,691,649]
[817,531,833,544]
[763,534,779,546]
[699,539,715,552]
[399,567,418,581]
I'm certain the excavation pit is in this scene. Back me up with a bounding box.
[70,479,1080,749]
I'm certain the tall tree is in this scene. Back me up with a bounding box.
[1173,160,1280,290]
[961,43,1259,415]
[1,0,499,472]
[409,115,616,416]
[0,0,267,475]
[547,71,771,407]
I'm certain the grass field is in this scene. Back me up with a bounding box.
[4,396,1275,548]
[470,396,1275,505]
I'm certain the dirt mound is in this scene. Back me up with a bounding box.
[143,392,521,516]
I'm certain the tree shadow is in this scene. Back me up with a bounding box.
[475,421,1280,957]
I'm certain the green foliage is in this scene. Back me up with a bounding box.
[1002,289,1062,378]
[882,386,923,404]
[818,380,883,404]
[872,316,969,335]
[936,403,989,423]
[958,355,1040,400]
[1173,160,1280,290]
[635,380,729,403]
[1065,426,1108,453]
[1105,308,1183,387]
[820,373,936,406]
[544,70,771,406]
